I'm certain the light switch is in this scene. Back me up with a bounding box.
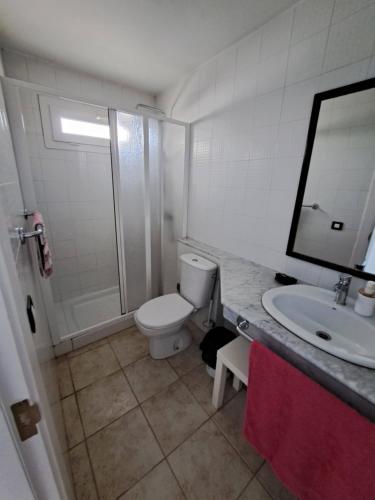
[331,221,344,231]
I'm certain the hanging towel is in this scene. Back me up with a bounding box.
[32,211,53,278]
[243,341,375,500]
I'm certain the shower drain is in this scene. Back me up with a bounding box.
[315,330,332,341]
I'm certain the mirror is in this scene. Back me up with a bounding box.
[287,78,375,280]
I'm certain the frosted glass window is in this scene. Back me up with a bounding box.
[60,117,110,139]
[39,94,110,152]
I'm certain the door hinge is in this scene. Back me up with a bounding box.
[10,399,41,441]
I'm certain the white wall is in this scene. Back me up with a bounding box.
[157,0,375,289]
[1,48,155,110]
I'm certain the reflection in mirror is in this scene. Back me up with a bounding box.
[289,80,375,278]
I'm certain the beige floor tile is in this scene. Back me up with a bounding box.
[109,327,149,367]
[257,463,297,500]
[213,391,264,473]
[67,338,108,358]
[167,342,203,376]
[168,420,251,500]
[125,357,178,403]
[62,394,84,448]
[87,407,163,500]
[118,461,185,500]
[77,370,138,436]
[142,380,208,454]
[182,363,236,416]
[239,478,272,500]
[56,356,74,398]
[69,344,119,391]
[69,442,98,500]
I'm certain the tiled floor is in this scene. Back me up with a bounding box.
[57,325,296,500]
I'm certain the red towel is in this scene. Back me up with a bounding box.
[244,341,375,500]
[32,211,53,278]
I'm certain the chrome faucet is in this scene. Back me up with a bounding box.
[334,274,352,305]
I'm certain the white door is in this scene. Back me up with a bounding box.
[0,82,73,499]
[0,403,35,500]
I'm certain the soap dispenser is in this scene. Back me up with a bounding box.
[354,281,375,317]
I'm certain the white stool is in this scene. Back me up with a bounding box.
[212,336,250,409]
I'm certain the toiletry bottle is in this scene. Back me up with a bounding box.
[354,281,375,317]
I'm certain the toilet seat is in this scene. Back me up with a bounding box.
[136,293,194,330]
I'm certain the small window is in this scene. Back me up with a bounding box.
[39,95,110,152]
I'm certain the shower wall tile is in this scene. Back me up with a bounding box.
[2,48,154,110]
[2,45,155,306]
[16,85,120,302]
[157,0,375,285]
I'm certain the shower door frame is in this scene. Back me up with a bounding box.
[109,109,191,315]
[2,75,190,346]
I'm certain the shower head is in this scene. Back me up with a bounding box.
[136,103,166,119]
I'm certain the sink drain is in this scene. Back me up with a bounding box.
[316,331,331,341]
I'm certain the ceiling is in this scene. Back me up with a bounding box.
[0,0,296,94]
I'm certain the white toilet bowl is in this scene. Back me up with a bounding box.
[135,293,194,359]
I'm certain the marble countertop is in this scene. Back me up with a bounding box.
[179,238,375,410]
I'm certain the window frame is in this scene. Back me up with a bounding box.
[39,94,110,153]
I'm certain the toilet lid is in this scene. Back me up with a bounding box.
[136,293,194,329]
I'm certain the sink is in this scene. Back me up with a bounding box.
[262,284,375,368]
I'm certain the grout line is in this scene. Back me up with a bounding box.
[320,2,337,76]
[64,357,101,499]
[138,403,166,457]
[73,366,123,396]
[235,475,253,500]
[83,439,101,500]
[66,336,110,360]
[112,456,170,500]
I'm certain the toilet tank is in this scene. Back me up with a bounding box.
[179,253,217,308]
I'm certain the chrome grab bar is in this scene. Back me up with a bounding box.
[16,225,44,245]
[236,317,253,342]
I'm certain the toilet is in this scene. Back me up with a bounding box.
[135,253,217,359]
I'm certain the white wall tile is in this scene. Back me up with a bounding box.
[332,0,375,24]
[2,48,154,111]
[286,29,328,85]
[26,58,57,88]
[260,9,294,60]
[368,56,375,77]
[323,5,375,72]
[55,67,81,95]
[2,50,28,80]
[257,50,288,95]
[253,90,283,127]
[291,0,335,44]
[277,119,309,158]
[281,77,320,122]
[236,30,261,71]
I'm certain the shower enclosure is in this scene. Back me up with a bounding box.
[2,78,189,346]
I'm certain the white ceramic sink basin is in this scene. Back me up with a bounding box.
[262,284,375,368]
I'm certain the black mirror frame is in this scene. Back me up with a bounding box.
[286,77,375,281]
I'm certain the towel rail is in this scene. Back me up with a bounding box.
[16,225,44,245]
[236,317,254,342]
[302,203,319,210]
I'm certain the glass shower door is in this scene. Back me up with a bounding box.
[5,84,122,338]
[110,110,149,313]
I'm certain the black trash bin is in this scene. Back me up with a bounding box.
[199,327,236,375]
